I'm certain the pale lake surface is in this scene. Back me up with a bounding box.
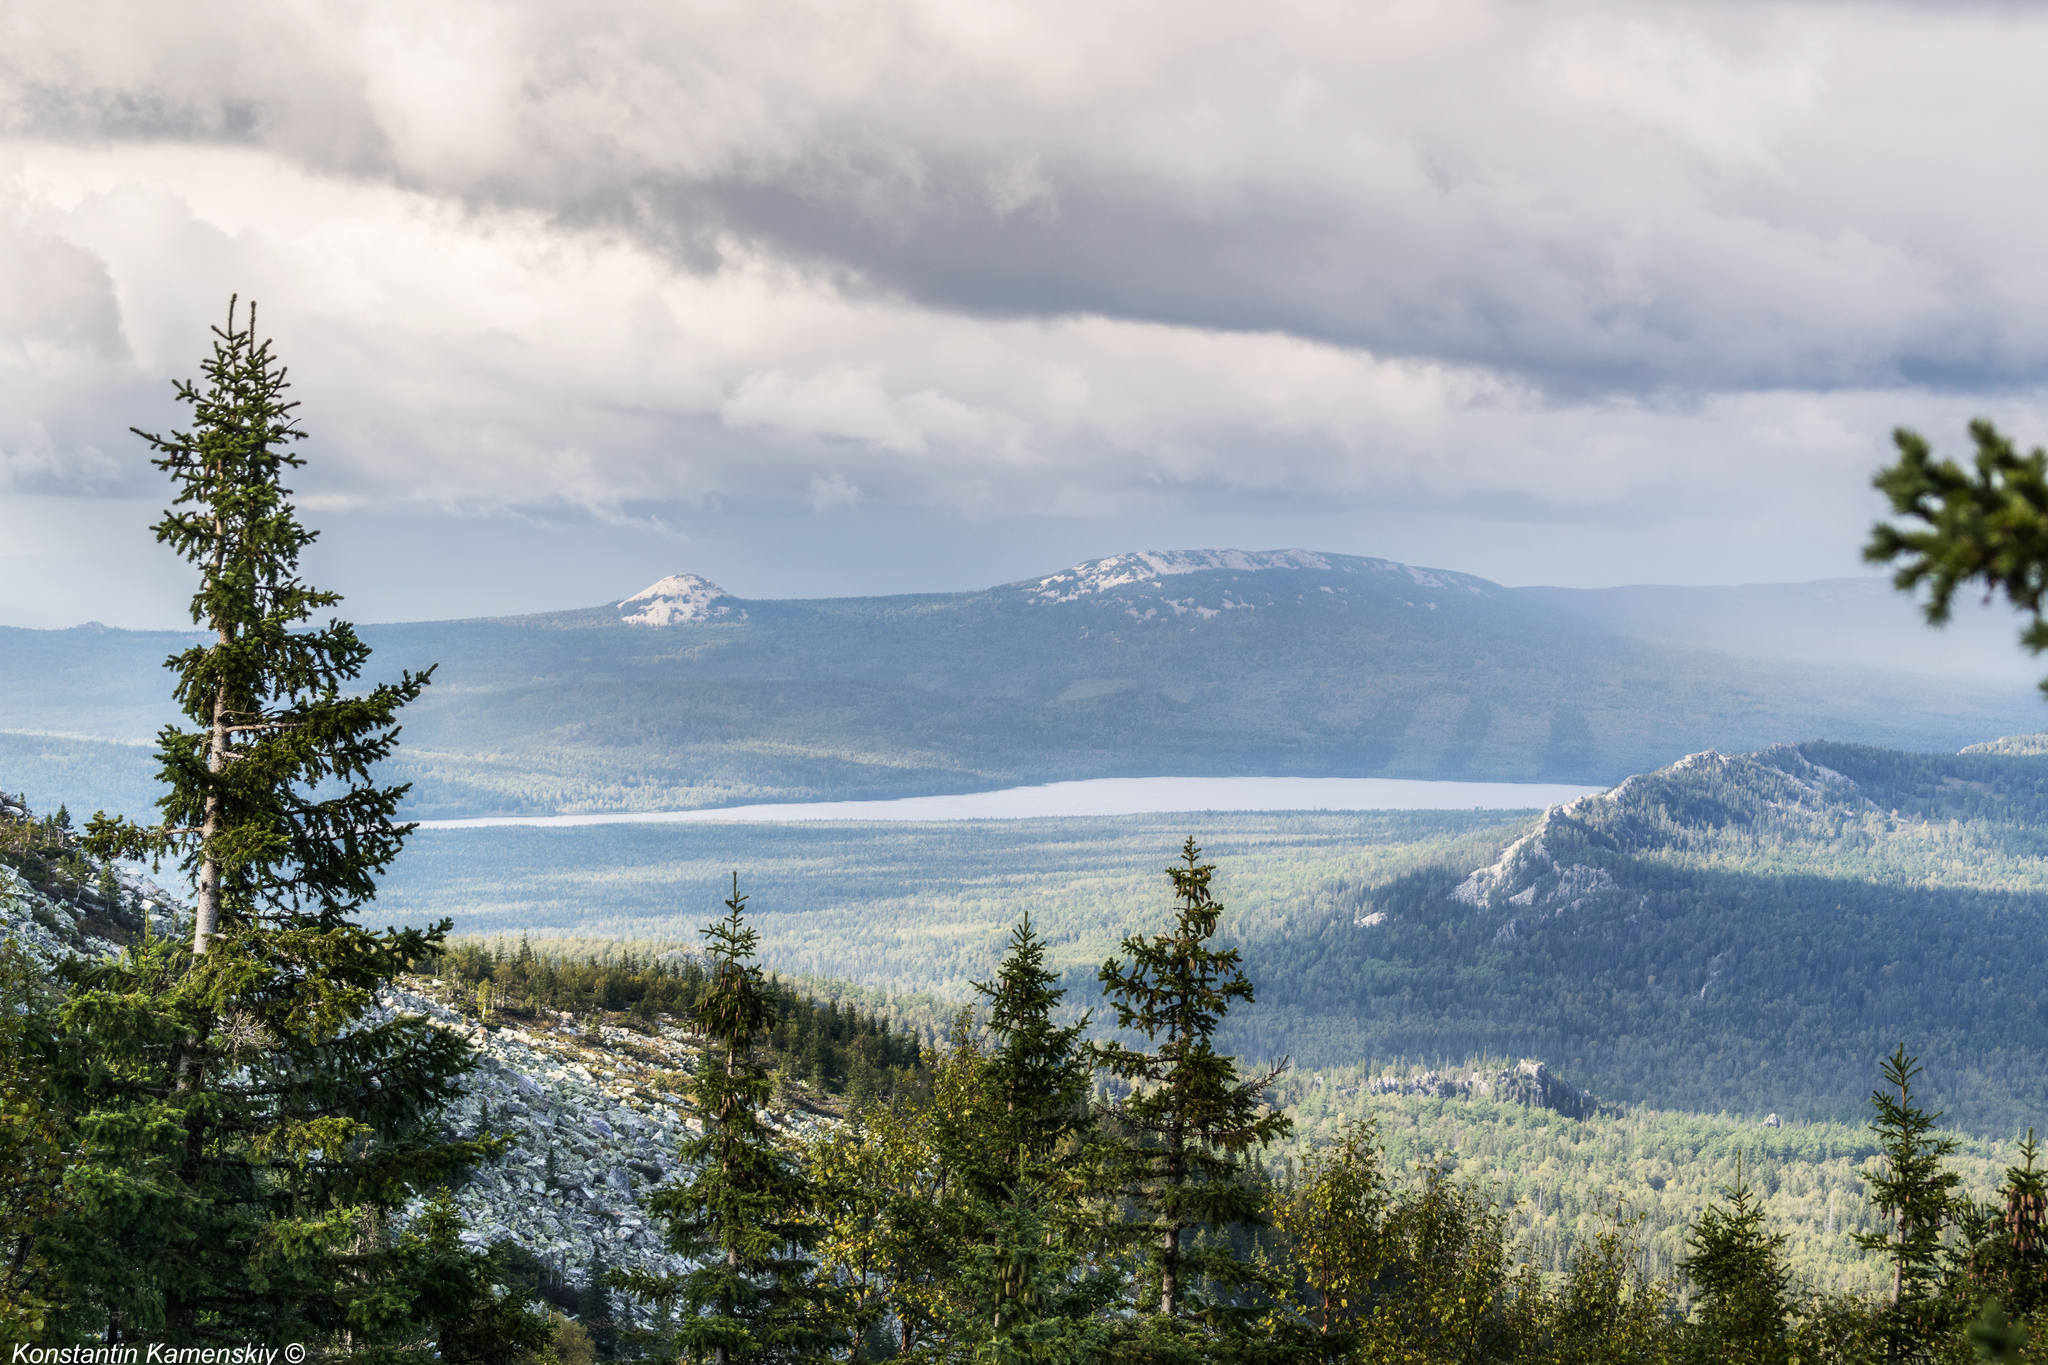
[416,775,1604,829]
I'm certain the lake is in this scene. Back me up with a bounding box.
[415,775,1604,829]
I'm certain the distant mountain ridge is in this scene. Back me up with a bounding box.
[1012,548,1497,611]
[2,547,2043,821]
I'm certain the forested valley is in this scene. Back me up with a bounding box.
[14,781,2048,1363]
[381,736,2048,1134]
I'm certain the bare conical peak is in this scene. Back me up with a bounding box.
[616,574,745,627]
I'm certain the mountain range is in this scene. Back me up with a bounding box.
[2,548,2042,821]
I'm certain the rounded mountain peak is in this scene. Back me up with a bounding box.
[1019,548,1499,606]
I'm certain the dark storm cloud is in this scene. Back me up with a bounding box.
[17,0,2040,400]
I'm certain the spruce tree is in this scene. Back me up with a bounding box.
[947,914,1093,1202]
[1866,421,2048,687]
[1952,1129,2048,1342]
[1990,1132,2047,1320]
[1095,838,1292,1328]
[0,943,69,1341]
[1679,1157,1794,1365]
[630,874,841,1363]
[931,917,1117,1359]
[1853,1046,1962,1358]
[37,299,500,1346]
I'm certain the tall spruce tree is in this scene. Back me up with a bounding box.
[1095,838,1291,1328]
[933,917,1118,1360]
[1853,1046,1962,1358]
[41,299,505,1347]
[950,915,1093,1202]
[629,875,841,1364]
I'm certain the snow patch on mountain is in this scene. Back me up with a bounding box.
[616,575,746,627]
[1022,548,1499,609]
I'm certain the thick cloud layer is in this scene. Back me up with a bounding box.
[3,0,2046,616]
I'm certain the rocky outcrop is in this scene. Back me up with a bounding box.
[1347,1059,1613,1120]
[0,864,128,966]
[381,981,835,1299]
[1449,743,1881,922]
[0,799,183,968]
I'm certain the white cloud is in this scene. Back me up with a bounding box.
[807,471,864,513]
[3,0,2047,592]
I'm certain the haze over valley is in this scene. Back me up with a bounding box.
[4,548,2039,824]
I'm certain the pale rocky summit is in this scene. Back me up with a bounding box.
[616,574,747,627]
[1447,743,1874,924]
[1014,547,1499,624]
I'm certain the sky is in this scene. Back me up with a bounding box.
[7,0,2048,627]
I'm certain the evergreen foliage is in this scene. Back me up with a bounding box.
[1867,419,2048,692]
[387,1190,557,1364]
[0,943,69,1341]
[952,914,1093,1201]
[20,301,525,1352]
[1095,838,1292,1328]
[1678,1160,1795,1364]
[1854,1047,1965,1348]
[1963,1132,2048,1327]
[629,875,842,1364]
[580,1247,618,1359]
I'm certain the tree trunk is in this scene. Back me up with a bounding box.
[1160,1222,1179,1317]
[194,681,225,955]
[194,519,229,956]
[1160,1121,1184,1316]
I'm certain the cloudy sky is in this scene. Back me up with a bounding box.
[5,0,2048,626]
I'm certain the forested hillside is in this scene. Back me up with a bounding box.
[384,740,2048,1133]
[1252,741,2048,1133]
[3,549,2040,820]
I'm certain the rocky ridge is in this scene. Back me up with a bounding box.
[1014,548,1501,620]
[1446,744,1877,926]
[1327,1059,1613,1121]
